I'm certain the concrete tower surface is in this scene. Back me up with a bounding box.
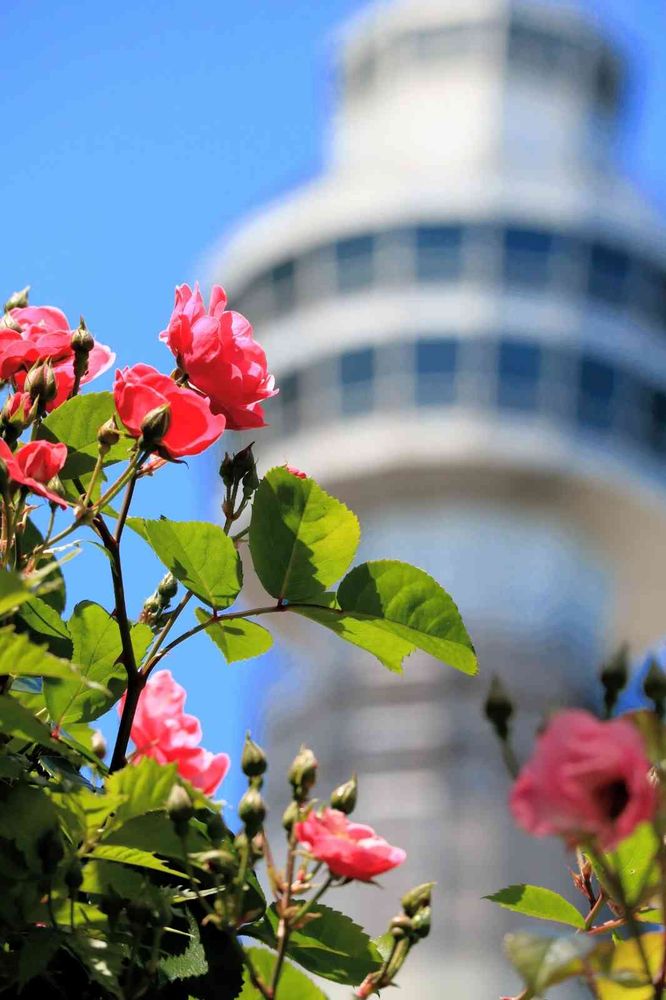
[210,0,666,994]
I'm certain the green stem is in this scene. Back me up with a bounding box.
[142,591,193,677]
[148,604,285,670]
[271,835,297,998]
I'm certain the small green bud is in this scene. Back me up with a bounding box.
[97,417,121,452]
[644,660,666,717]
[71,319,95,355]
[24,362,57,405]
[37,828,65,875]
[46,476,66,505]
[411,906,431,939]
[139,403,171,450]
[331,773,358,815]
[389,914,413,940]
[484,675,513,740]
[282,800,300,833]
[402,882,434,917]
[219,452,234,490]
[238,787,266,835]
[205,811,227,845]
[167,784,194,827]
[64,857,84,894]
[4,286,30,312]
[157,572,178,602]
[241,732,267,779]
[99,892,124,925]
[289,745,318,803]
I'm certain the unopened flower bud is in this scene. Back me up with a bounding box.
[157,572,178,602]
[206,811,227,845]
[402,882,434,917]
[411,906,431,939]
[37,828,65,875]
[64,857,84,894]
[282,800,300,833]
[141,593,162,623]
[91,729,107,760]
[484,675,513,740]
[331,773,357,815]
[289,746,318,803]
[139,403,171,450]
[242,732,267,779]
[205,849,237,876]
[71,319,94,356]
[4,286,29,312]
[46,476,66,505]
[97,418,120,453]
[600,645,629,716]
[644,660,666,718]
[238,787,266,835]
[167,784,194,829]
[389,914,413,940]
[126,899,153,927]
[219,453,234,490]
[24,362,57,405]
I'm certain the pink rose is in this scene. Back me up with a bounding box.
[118,670,229,796]
[0,438,68,508]
[510,709,656,851]
[5,305,114,410]
[294,807,406,881]
[160,283,277,430]
[285,465,306,479]
[114,363,225,459]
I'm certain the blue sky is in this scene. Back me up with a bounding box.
[2,0,665,805]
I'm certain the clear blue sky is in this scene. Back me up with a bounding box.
[1,0,665,806]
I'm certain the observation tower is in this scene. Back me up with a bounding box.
[210,0,666,993]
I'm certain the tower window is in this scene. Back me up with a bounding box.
[415,226,463,282]
[278,371,300,434]
[497,340,541,410]
[503,228,554,288]
[336,235,375,292]
[577,355,616,430]
[588,242,630,306]
[416,338,457,405]
[340,347,374,415]
[270,259,296,315]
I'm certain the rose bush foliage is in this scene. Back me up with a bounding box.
[0,284,477,999]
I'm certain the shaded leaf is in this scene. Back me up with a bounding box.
[88,843,184,875]
[505,932,605,997]
[195,609,273,664]
[18,596,72,658]
[39,391,132,478]
[597,932,662,998]
[0,569,32,617]
[249,467,360,602]
[0,694,66,754]
[239,948,328,999]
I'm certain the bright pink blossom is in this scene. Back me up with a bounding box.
[285,465,306,479]
[0,438,68,508]
[119,670,229,796]
[114,364,225,459]
[510,709,656,851]
[160,283,277,430]
[294,807,406,881]
[4,305,114,410]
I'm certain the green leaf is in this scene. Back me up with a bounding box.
[0,694,67,753]
[0,626,81,684]
[18,597,72,658]
[131,622,154,666]
[0,569,32,617]
[80,860,149,900]
[102,812,208,859]
[39,391,132,478]
[16,928,60,989]
[485,885,585,929]
[607,823,660,906]
[195,608,273,664]
[105,757,180,828]
[137,519,242,609]
[297,561,476,674]
[505,932,604,998]
[160,912,209,983]
[88,843,184,876]
[256,904,382,986]
[44,601,125,727]
[64,935,123,999]
[597,932,662,998]
[239,948,328,999]
[249,467,360,602]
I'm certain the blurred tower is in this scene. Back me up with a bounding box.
[210,0,666,994]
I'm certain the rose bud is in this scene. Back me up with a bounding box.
[289,746,318,803]
[167,783,195,833]
[24,362,58,406]
[241,733,267,779]
[331,774,358,815]
[238,787,266,836]
[4,286,30,312]
[97,417,120,453]
[402,882,434,917]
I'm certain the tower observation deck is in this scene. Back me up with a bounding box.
[210,1,666,994]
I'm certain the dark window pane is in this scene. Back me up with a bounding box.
[577,355,616,429]
[340,348,374,415]
[497,340,541,410]
[503,228,553,287]
[416,338,457,405]
[336,235,375,292]
[279,372,300,433]
[588,242,630,305]
[416,226,462,282]
[270,260,296,315]
[649,389,666,456]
